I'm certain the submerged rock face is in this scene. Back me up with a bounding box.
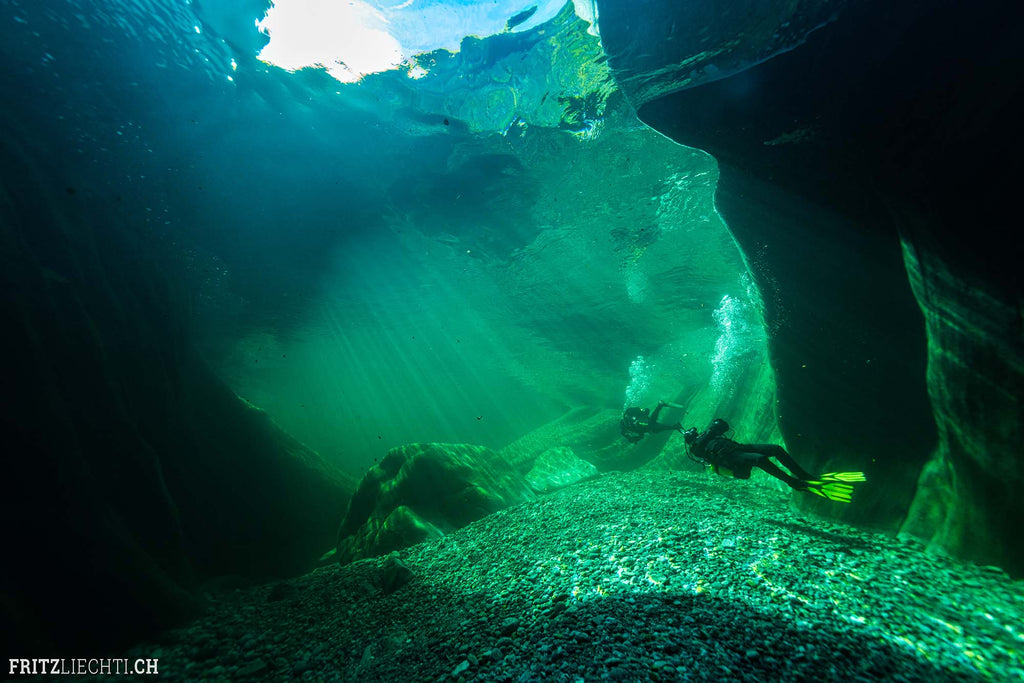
[0,137,355,653]
[595,0,1024,570]
[525,447,599,494]
[899,244,1024,569]
[336,443,536,564]
[595,0,849,107]
[501,408,628,472]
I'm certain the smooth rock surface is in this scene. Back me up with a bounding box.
[524,447,599,494]
[336,443,536,564]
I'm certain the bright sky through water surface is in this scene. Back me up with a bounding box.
[256,0,573,82]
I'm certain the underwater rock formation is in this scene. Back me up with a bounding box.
[596,0,1024,571]
[899,243,1024,569]
[501,408,625,472]
[0,137,355,653]
[336,443,536,565]
[524,446,600,494]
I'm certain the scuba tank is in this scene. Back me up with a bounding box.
[684,419,736,477]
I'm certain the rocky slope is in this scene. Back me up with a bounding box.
[116,471,1023,681]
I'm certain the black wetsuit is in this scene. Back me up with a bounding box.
[689,432,814,489]
[620,403,682,443]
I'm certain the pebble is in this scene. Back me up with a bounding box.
[237,659,267,677]
[500,617,521,636]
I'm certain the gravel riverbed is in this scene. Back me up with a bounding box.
[115,470,1024,681]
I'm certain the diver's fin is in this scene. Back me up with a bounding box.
[819,471,866,483]
[803,481,855,503]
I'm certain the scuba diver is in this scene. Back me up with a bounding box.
[683,418,866,502]
[620,401,684,443]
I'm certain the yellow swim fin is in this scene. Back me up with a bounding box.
[803,480,856,503]
[819,471,866,483]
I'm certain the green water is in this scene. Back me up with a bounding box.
[213,121,767,474]
[173,5,777,475]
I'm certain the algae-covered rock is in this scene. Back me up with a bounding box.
[525,447,599,493]
[336,443,536,564]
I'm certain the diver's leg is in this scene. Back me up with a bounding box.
[751,457,808,490]
[718,452,758,481]
[742,444,814,481]
[650,403,665,422]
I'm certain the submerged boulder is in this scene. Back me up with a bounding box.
[337,505,445,567]
[336,443,536,564]
[525,446,599,493]
[501,407,631,472]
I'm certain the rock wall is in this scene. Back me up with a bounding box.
[0,134,355,654]
[595,0,1024,570]
[899,240,1023,570]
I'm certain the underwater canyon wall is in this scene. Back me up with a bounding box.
[0,126,355,654]
[596,0,1024,572]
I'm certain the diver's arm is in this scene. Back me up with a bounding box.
[651,400,686,422]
